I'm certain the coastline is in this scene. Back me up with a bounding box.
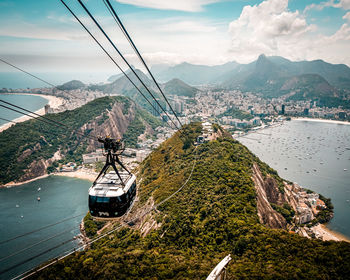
[0,93,64,133]
[293,117,350,126]
[2,169,350,243]
[2,168,97,188]
[54,169,97,182]
[311,224,350,243]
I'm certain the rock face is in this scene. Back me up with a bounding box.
[83,102,136,152]
[13,101,140,184]
[252,163,287,229]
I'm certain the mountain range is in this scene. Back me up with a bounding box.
[152,55,350,101]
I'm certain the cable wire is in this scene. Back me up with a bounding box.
[103,0,183,128]
[15,146,198,280]
[76,0,181,131]
[0,213,85,246]
[0,58,89,101]
[0,117,17,124]
[59,0,175,130]
[1,237,77,277]
[0,225,80,263]
[0,100,98,141]
[0,58,55,88]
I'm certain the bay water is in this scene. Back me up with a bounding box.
[238,120,350,238]
[0,94,48,126]
[0,176,91,280]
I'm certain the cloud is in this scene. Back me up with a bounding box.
[304,0,350,13]
[227,0,350,66]
[115,0,221,12]
[228,0,313,62]
[343,11,350,21]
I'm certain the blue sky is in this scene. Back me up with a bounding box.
[0,0,349,80]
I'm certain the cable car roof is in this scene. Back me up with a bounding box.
[89,172,136,197]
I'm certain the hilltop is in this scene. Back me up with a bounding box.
[56,80,85,91]
[32,123,350,279]
[152,56,350,107]
[162,78,199,97]
[0,96,161,185]
[90,70,198,110]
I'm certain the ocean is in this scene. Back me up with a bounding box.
[238,120,350,238]
[0,72,113,89]
[0,176,91,280]
[0,94,48,126]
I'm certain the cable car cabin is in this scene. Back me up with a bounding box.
[89,171,136,218]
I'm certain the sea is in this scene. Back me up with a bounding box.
[0,72,113,89]
[0,94,48,127]
[0,176,91,280]
[238,120,350,237]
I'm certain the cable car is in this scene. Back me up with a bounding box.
[88,136,136,218]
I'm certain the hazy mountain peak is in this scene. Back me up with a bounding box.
[57,80,85,91]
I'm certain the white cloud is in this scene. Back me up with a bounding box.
[115,0,221,12]
[304,0,350,13]
[343,11,350,21]
[227,0,350,66]
[228,0,313,62]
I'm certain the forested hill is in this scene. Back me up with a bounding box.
[32,123,350,279]
[0,96,161,185]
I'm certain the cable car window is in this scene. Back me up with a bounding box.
[96,197,110,203]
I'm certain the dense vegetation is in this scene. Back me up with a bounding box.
[32,123,350,279]
[0,96,160,184]
[218,106,254,120]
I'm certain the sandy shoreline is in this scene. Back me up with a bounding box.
[2,168,97,188]
[54,169,97,182]
[293,117,350,125]
[0,93,64,132]
[311,224,350,243]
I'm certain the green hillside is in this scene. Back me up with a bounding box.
[163,78,198,97]
[218,106,254,120]
[0,96,161,184]
[32,123,350,279]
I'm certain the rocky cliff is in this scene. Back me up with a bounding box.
[32,123,350,280]
[252,163,287,229]
[0,96,161,185]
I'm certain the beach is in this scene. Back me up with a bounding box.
[311,224,350,242]
[2,168,97,188]
[0,93,64,132]
[293,117,350,125]
[54,168,97,182]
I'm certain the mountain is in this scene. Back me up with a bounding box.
[56,80,85,91]
[151,56,350,102]
[33,123,350,279]
[162,78,199,97]
[221,54,350,102]
[152,61,239,85]
[0,96,161,185]
[91,70,199,111]
[281,74,336,98]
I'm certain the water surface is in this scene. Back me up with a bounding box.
[0,176,91,280]
[0,94,48,126]
[239,120,350,237]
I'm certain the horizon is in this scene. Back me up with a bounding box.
[0,0,349,78]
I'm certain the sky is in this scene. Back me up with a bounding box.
[0,0,349,81]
